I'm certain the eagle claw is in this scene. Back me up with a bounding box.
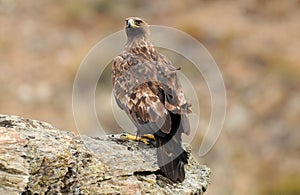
[121,132,155,145]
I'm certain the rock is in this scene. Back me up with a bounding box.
[0,114,210,194]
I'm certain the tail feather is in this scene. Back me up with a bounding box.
[156,142,188,182]
[155,112,189,182]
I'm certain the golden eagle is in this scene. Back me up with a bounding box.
[112,17,191,182]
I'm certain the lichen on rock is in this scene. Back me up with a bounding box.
[0,114,210,194]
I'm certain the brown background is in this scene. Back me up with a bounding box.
[1,1,300,194]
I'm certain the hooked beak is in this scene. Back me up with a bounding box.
[126,18,137,28]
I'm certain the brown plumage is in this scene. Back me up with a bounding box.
[112,17,191,182]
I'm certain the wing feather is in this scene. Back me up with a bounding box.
[112,50,191,135]
[131,84,172,134]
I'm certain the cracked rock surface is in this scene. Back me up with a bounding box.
[0,114,210,194]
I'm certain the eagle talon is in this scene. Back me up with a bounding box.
[139,137,150,144]
[124,133,139,141]
[142,134,155,140]
[121,132,154,145]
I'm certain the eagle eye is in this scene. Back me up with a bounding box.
[135,20,143,26]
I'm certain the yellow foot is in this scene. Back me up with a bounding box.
[121,132,155,144]
[142,134,155,140]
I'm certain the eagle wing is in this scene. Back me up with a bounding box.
[112,51,191,136]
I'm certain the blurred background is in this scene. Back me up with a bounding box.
[1,0,300,194]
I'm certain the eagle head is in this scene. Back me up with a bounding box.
[125,17,150,41]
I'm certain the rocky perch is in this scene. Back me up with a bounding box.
[0,114,210,194]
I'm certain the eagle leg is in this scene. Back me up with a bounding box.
[121,132,155,145]
[142,134,155,140]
